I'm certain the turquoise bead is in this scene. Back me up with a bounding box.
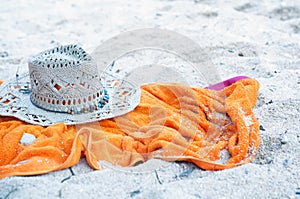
[104,89,108,95]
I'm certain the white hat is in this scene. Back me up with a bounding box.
[0,45,140,126]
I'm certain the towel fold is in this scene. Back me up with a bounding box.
[0,78,260,179]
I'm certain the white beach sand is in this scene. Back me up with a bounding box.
[0,0,299,198]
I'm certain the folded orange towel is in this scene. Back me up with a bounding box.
[0,78,260,179]
[0,121,82,178]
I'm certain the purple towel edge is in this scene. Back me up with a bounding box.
[205,76,249,91]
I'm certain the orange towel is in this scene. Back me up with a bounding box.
[0,78,260,179]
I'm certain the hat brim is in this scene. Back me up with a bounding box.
[0,72,141,126]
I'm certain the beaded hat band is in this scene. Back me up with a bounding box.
[0,45,141,126]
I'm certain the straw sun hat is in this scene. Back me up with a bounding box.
[0,44,141,126]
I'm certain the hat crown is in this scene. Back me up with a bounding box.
[28,45,106,114]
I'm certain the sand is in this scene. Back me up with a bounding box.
[0,0,299,198]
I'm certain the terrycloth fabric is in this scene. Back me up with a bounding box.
[0,122,82,178]
[0,78,260,179]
